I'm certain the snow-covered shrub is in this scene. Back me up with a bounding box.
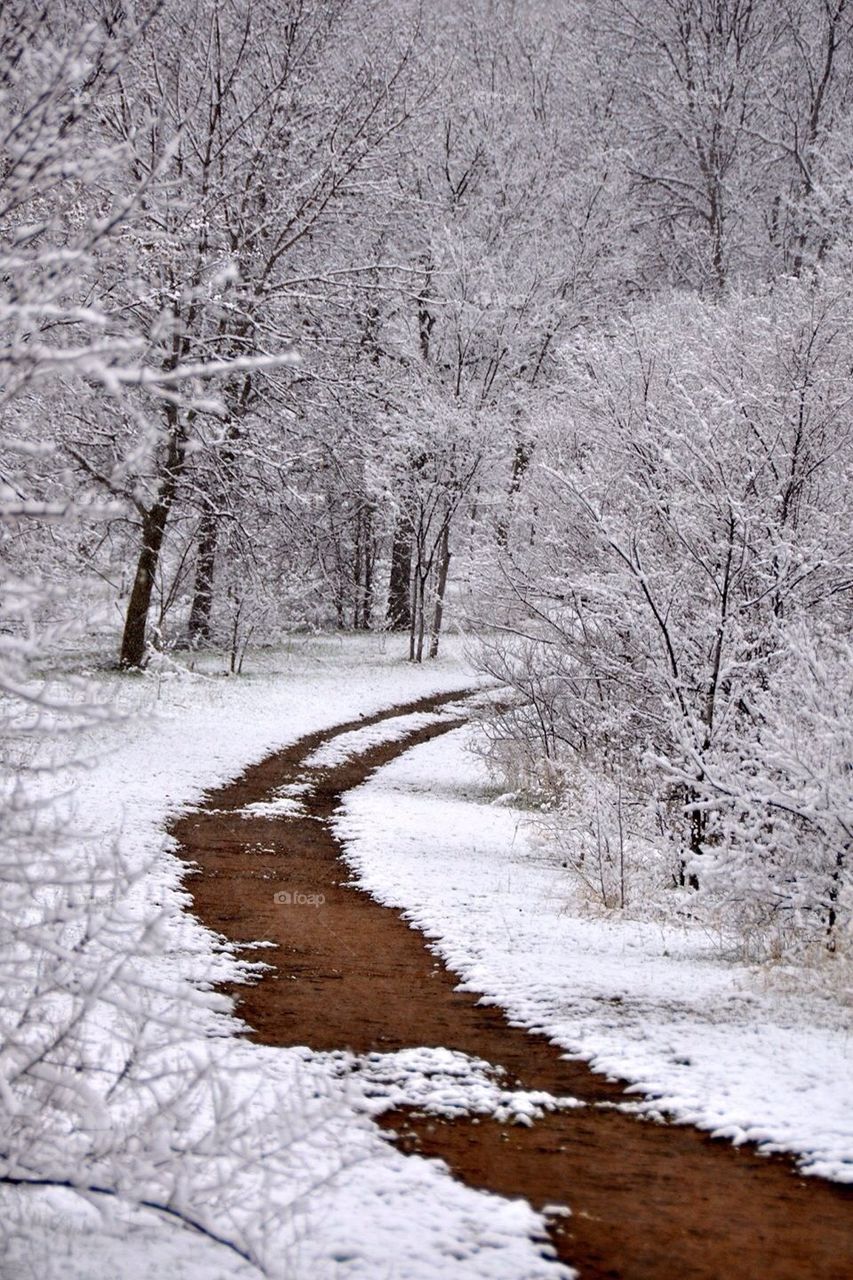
[673,626,853,955]
[474,280,853,957]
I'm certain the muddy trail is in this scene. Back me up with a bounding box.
[173,690,853,1280]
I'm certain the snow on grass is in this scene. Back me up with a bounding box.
[239,795,308,819]
[0,1185,260,1280]
[302,709,456,769]
[53,635,483,999]
[334,726,853,1184]
[2,635,574,1280]
[320,1045,584,1125]
[2,1038,571,1280]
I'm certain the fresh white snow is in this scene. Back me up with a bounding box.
[334,725,853,1184]
[302,710,450,768]
[7,633,851,1280]
[322,1045,585,1126]
[1,637,572,1280]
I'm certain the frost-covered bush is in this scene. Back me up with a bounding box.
[675,626,853,954]
[475,282,853,958]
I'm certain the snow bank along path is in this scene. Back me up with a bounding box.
[175,694,853,1280]
[3,642,577,1280]
[337,728,853,1184]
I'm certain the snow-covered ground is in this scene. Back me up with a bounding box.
[335,726,853,1184]
[7,633,851,1280]
[2,636,571,1280]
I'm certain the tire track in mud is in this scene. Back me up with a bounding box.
[172,689,853,1280]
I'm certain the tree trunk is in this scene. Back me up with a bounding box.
[826,845,847,952]
[414,574,427,662]
[119,418,183,669]
[677,787,703,890]
[351,503,376,630]
[352,508,364,629]
[387,516,413,631]
[186,383,246,645]
[187,508,218,646]
[428,523,451,659]
[496,439,531,548]
[410,574,427,662]
[362,504,375,630]
[120,500,172,668]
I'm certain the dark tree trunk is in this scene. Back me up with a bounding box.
[187,508,218,646]
[410,573,427,663]
[186,379,248,645]
[409,572,426,663]
[677,788,703,890]
[497,439,532,548]
[361,504,375,630]
[352,503,376,630]
[417,258,434,361]
[119,418,183,669]
[826,845,847,952]
[387,517,413,631]
[428,523,451,659]
[120,502,172,668]
[352,510,363,630]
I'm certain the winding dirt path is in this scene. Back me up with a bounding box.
[172,691,853,1279]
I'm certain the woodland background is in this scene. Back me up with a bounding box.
[3,0,852,985]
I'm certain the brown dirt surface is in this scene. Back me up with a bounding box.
[172,689,853,1280]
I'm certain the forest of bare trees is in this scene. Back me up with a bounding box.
[4,0,853,940]
[2,2,852,1273]
[2,0,852,1173]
